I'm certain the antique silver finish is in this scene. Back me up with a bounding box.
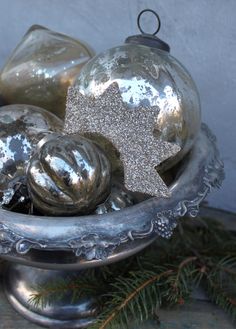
[0,25,94,119]
[94,183,135,214]
[0,104,63,205]
[0,124,224,268]
[0,123,224,328]
[4,263,98,328]
[27,134,111,216]
[73,43,201,172]
[0,9,224,328]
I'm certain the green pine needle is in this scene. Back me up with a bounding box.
[27,216,236,328]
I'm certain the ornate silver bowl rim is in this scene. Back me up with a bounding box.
[0,124,224,270]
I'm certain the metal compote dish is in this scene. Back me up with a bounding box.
[0,122,224,328]
[0,9,224,329]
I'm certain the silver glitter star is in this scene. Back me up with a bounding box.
[64,83,180,198]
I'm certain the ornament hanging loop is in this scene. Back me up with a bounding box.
[137,9,161,35]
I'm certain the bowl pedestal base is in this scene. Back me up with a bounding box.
[4,263,98,328]
[0,125,224,328]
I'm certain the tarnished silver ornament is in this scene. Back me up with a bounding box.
[27,134,111,216]
[95,183,135,214]
[73,23,201,174]
[0,104,63,205]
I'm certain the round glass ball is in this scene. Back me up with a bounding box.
[74,44,201,173]
[0,104,63,198]
[0,25,94,119]
[27,134,111,216]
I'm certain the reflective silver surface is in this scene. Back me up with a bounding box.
[1,124,224,329]
[74,44,201,172]
[0,25,94,119]
[4,263,98,328]
[0,104,63,204]
[3,207,230,329]
[95,183,135,214]
[0,124,224,269]
[27,134,111,216]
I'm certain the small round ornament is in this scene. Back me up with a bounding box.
[73,10,201,173]
[94,183,135,214]
[0,25,94,119]
[0,104,63,205]
[27,134,111,216]
[2,178,31,214]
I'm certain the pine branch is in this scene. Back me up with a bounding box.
[91,270,173,329]
[173,256,198,288]
[203,255,236,321]
[206,276,236,320]
[27,216,236,328]
[92,256,202,329]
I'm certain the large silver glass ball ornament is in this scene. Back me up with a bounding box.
[74,43,201,173]
[27,134,111,216]
[0,104,63,203]
[0,25,94,119]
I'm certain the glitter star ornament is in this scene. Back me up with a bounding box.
[64,83,180,198]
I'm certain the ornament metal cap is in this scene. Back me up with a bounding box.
[125,9,170,52]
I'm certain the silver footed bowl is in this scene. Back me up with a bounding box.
[0,124,224,270]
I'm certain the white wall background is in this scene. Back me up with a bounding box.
[0,0,235,212]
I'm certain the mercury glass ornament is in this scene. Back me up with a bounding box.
[73,11,201,173]
[0,25,94,119]
[27,134,111,216]
[0,104,63,204]
[95,183,135,214]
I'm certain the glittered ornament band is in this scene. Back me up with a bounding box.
[64,83,180,197]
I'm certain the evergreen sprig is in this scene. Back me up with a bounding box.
[205,256,236,320]
[29,215,236,328]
